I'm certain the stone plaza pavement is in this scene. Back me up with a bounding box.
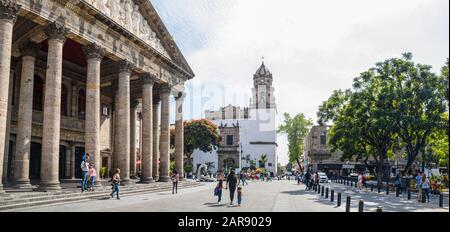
[9,180,449,212]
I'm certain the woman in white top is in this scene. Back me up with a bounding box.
[421,174,430,203]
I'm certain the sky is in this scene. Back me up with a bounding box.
[152,0,449,165]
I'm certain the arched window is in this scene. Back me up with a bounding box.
[33,75,44,111]
[61,84,68,116]
[78,89,86,120]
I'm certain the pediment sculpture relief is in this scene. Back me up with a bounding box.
[85,0,170,58]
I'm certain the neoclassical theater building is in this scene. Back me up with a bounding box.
[0,0,194,192]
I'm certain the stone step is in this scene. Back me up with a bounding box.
[0,182,202,202]
[0,182,203,211]
[1,181,199,200]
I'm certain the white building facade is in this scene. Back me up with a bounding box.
[193,62,278,174]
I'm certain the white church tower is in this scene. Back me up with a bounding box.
[251,62,276,110]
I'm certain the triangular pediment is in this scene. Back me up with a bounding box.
[84,0,194,77]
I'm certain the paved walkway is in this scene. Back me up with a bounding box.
[317,181,449,212]
[11,180,448,212]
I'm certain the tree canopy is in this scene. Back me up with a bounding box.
[318,53,449,181]
[170,119,220,164]
[277,113,313,169]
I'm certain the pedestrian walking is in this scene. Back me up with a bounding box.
[226,170,238,206]
[80,153,90,192]
[421,173,430,203]
[394,173,403,194]
[172,170,180,194]
[89,164,96,191]
[237,186,243,206]
[110,168,121,200]
[215,179,224,203]
[304,171,312,190]
[416,172,422,202]
[357,172,363,190]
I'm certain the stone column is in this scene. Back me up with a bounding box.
[65,147,71,178]
[0,1,20,192]
[152,95,160,180]
[71,82,77,117]
[130,100,138,178]
[70,145,75,179]
[13,42,40,188]
[158,84,171,182]
[140,74,155,183]
[116,61,133,185]
[174,91,185,180]
[83,43,105,187]
[38,22,70,191]
[2,68,14,185]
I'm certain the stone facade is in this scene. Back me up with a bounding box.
[0,0,193,191]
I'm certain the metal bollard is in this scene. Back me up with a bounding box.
[346,196,351,212]
[358,199,364,212]
[422,190,426,203]
[337,192,342,206]
[325,187,329,199]
[439,194,444,208]
[376,206,383,212]
[407,189,411,200]
[396,187,399,197]
[386,186,389,195]
[318,185,321,194]
[331,190,335,202]
[378,185,381,193]
[321,186,325,196]
[371,184,374,192]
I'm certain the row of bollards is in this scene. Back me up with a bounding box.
[336,177,445,210]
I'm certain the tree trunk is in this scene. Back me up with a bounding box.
[404,150,418,174]
[296,158,303,172]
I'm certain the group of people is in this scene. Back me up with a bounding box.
[80,152,122,199]
[415,172,431,203]
[214,170,243,206]
[80,153,97,192]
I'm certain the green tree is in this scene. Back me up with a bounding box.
[277,113,313,169]
[427,113,449,169]
[387,53,448,173]
[170,119,220,165]
[317,89,351,125]
[259,154,268,168]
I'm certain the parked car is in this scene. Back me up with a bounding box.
[318,172,329,183]
[348,173,358,178]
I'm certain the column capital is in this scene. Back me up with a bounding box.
[20,41,40,57]
[83,43,106,60]
[0,0,21,23]
[159,84,172,94]
[141,73,156,85]
[45,22,70,42]
[119,60,134,73]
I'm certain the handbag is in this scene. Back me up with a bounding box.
[214,187,219,196]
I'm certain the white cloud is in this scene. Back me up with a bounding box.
[153,0,449,165]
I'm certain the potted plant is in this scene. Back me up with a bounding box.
[100,167,107,179]
[184,164,193,179]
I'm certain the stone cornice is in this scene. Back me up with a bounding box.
[20,41,40,57]
[45,22,70,42]
[83,43,106,60]
[0,0,21,23]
